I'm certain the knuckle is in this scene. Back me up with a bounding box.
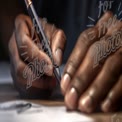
[15,14,30,30]
[16,14,24,20]
[105,11,113,18]
[15,14,25,27]
[56,29,66,40]
[21,34,28,44]
[65,60,77,77]
[97,11,113,26]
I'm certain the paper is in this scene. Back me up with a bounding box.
[0,100,94,122]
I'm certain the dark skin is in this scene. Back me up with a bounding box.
[8,14,66,98]
[61,11,122,113]
[8,11,122,112]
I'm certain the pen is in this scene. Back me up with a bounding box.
[24,0,61,84]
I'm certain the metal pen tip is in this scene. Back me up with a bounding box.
[54,67,61,85]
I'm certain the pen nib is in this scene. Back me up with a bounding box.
[54,67,61,85]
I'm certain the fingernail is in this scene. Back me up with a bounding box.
[61,74,71,94]
[102,99,111,112]
[65,87,78,109]
[79,96,92,113]
[55,48,62,65]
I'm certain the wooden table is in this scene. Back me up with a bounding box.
[0,84,122,122]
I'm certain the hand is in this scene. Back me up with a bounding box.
[8,14,66,99]
[61,11,122,113]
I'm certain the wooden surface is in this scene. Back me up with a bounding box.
[0,84,122,122]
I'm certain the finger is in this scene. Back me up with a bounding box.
[64,15,122,110]
[41,18,57,41]
[15,15,53,76]
[78,48,122,113]
[101,75,122,112]
[51,29,66,66]
[61,11,113,94]
[9,32,34,88]
[64,33,122,110]
[9,33,56,97]
[64,40,104,110]
[96,11,113,36]
[36,19,66,66]
[15,15,55,42]
[96,11,113,27]
[15,14,32,38]
[96,11,122,36]
[107,19,122,36]
[61,27,99,94]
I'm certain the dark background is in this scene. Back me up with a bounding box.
[0,0,121,62]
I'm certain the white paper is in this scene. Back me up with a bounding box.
[0,100,94,122]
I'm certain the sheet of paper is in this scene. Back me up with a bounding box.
[0,100,94,122]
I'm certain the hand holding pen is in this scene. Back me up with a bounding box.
[8,2,66,98]
[24,0,64,84]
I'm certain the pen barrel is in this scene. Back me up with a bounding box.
[27,3,54,63]
[24,1,61,83]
